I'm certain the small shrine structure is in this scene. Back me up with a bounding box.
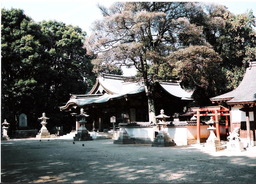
[211,61,256,147]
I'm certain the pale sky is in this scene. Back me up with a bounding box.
[1,0,256,76]
[2,0,256,36]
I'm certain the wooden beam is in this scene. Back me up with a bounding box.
[215,110,220,140]
[245,111,251,146]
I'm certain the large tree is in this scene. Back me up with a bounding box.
[87,2,256,110]
[1,8,94,131]
[86,2,206,122]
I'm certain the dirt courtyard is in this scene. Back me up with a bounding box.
[1,139,256,183]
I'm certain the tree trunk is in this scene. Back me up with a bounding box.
[144,84,156,124]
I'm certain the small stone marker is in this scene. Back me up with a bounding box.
[19,113,27,127]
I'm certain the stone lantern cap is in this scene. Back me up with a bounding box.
[38,112,49,121]
[2,119,9,127]
[155,109,170,120]
[205,116,215,125]
[79,108,89,117]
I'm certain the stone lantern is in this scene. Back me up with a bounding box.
[155,109,169,131]
[205,117,222,151]
[152,109,175,147]
[2,119,10,140]
[36,113,51,138]
[73,108,93,141]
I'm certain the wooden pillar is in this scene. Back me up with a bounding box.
[245,111,251,146]
[197,110,200,144]
[225,115,229,136]
[253,108,256,146]
[99,117,102,132]
[215,110,220,140]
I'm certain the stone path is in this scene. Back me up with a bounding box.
[1,139,256,183]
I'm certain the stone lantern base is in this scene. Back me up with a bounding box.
[36,128,51,139]
[205,138,222,152]
[152,131,176,147]
[204,126,223,152]
[73,126,92,141]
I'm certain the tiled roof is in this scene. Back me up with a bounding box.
[211,61,256,105]
[60,74,193,110]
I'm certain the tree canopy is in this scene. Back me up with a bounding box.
[86,2,256,107]
[1,8,94,131]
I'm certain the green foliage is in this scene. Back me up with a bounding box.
[1,8,94,130]
[168,46,225,105]
[88,2,256,106]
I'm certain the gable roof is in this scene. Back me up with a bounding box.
[60,73,193,110]
[211,61,256,105]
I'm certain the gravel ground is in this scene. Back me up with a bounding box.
[1,139,256,183]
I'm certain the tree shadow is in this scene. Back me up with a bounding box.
[1,139,256,183]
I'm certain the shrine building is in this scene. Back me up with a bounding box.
[211,61,256,146]
[60,73,193,132]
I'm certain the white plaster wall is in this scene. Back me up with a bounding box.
[167,127,188,146]
[125,127,155,141]
[124,127,188,146]
[231,107,254,123]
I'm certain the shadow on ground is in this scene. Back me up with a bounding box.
[1,139,256,183]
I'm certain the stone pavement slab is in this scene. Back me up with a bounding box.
[1,139,256,183]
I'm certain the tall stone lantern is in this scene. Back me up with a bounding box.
[152,109,176,147]
[2,119,10,140]
[73,108,93,141]
[205,117,222,151]
[36,113,51,138]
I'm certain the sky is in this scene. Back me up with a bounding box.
[1,0,256,75]
[2,0,256,35]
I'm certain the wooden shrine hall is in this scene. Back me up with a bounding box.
[60,73,193,132]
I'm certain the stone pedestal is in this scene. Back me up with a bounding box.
[152,131,176,147]
[227,140,244,152]
[36,113,51,139]
[226,127,244,152]
[73,125,93,141]
[114,128,134,144]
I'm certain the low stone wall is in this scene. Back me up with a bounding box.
[116,125,188,146]
[114,123,227,146]
[14,129,38,138]
[124,127,155,141]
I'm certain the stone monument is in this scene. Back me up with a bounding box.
[73,108,93,141]
[226,127,244,152]
[204,117,222,152]
[152,109,176,147]
[2,119,10,140]
[19,113,27,128]
[36,113,51,138]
